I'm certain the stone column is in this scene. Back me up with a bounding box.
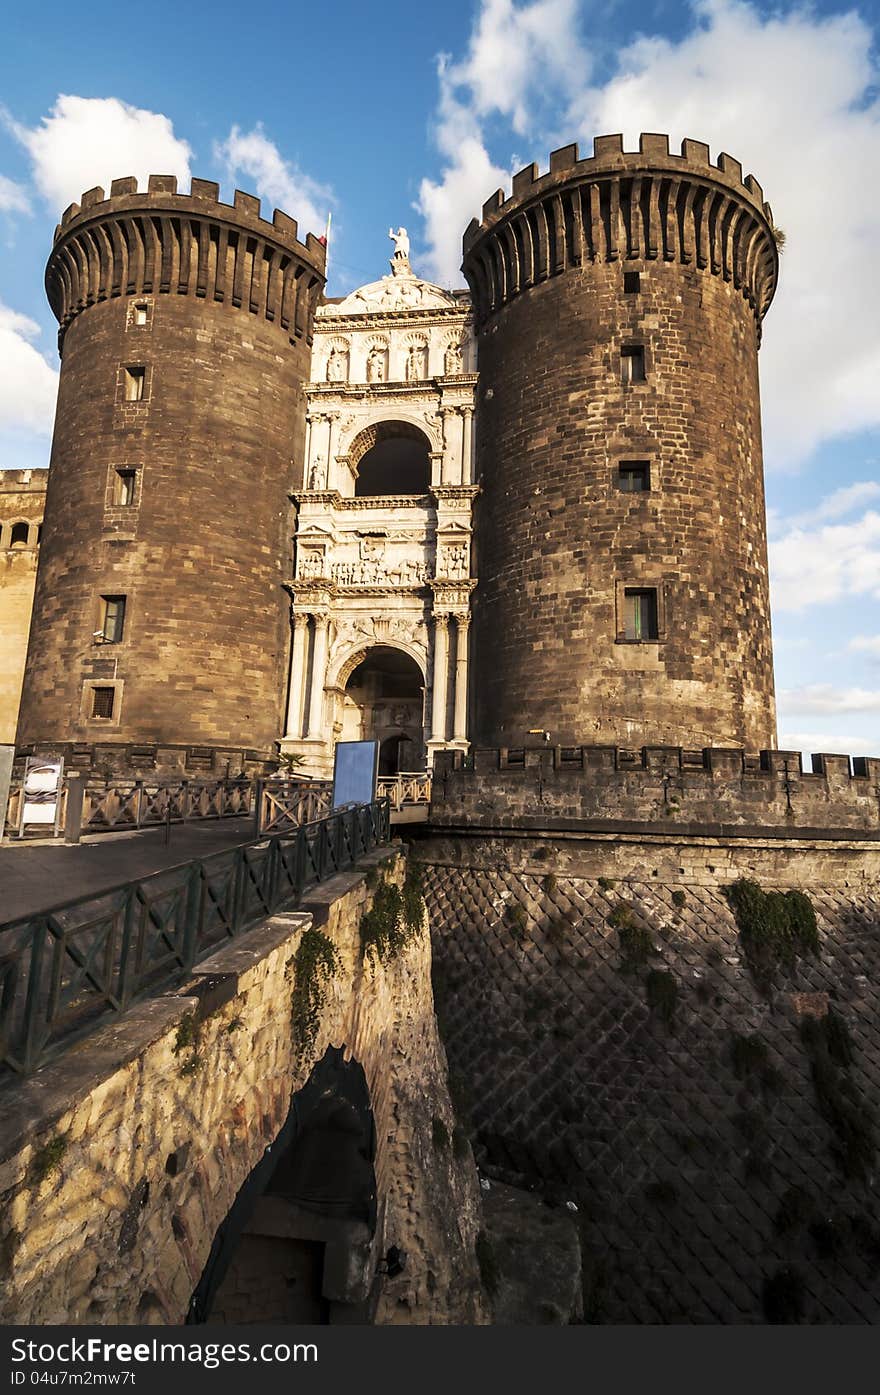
[461,406,474,485]
[440,408,453,485]
[306,613,330,738]
[303,415,313,483]
[326,413,340,480]
[453,613,470,742]
[283,612,309,738]
[430,614,450,743]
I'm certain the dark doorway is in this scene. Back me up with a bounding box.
[189,1048,378,1325]
[342,647,424,772]
[353,423,431,496]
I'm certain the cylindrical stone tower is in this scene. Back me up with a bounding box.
[17,175,325,770]
[463,133,779,751]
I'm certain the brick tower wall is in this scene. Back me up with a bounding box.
[463,135,779,751]
[17,177,325,764]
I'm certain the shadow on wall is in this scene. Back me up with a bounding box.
[188,1046,378,1326]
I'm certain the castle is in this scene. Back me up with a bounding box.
[5,136,880,1329]
[11,131,787,779]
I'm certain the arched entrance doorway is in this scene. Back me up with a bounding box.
[189,1049,377,1325]
[351,421,431,496]
[340,647,425,774]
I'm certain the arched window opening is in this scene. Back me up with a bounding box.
[351,421,431,497]
[10,521,29,547]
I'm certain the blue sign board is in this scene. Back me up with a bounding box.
[332,740,379,810]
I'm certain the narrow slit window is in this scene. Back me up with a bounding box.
[621,346,646,384]
[113,468,137,506]
[623,271,641,294]
[91,687,115,719]
[623,588,659,641]
[618,461,651,493]
[99,594,126,643]
[123,366,145,402]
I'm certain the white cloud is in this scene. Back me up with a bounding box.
[769,509,880,611]
[849,635,880,659]
[571,0,880,469]
[420,0,880,467]
[0,302,57,437]
[779,481,880,532]
[777,729,880,757]
[214,125,330,238]
[779,684,880,715]
[417,0,589,282]
[0,174,30,215]
[5,95,192,212]
[455,0,589,135]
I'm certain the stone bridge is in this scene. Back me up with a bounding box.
[0,849,485,1325]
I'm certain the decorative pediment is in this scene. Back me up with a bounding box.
[323,272,459,316]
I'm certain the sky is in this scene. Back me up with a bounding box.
[1,0,879,759]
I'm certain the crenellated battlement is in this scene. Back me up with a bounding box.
[46,175,327,348]
[462,132,778,328]
[430,746,880,837]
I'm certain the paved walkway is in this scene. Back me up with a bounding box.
[0,817,258,922]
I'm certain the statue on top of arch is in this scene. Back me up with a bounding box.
[388,226,411,276]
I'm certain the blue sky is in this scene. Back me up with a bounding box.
[1,0,879,758]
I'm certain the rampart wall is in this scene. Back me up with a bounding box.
[430,747,880,841]
[0,852,484,1325]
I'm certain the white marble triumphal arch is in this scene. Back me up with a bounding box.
[280,234,478,778]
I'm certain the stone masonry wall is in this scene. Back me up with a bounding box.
[430,747,880,837]
[0,851,485,1325]
[416,829,880,1323]
[0,472,46,745]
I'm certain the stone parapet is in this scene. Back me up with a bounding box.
[463,133,777,330]
[430,747,880,836]
[48,177,326,350]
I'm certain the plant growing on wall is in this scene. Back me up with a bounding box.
[361,861,425,963]
[291,927,341,1057]
[723,878,819,993]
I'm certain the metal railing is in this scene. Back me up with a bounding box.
[377,772,432,810]
[0,800,391,1075]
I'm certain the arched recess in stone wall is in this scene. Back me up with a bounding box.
[345,413,440,464]
[348,420,433,497]
[188,1047,378,1325]
[329,640,427,694]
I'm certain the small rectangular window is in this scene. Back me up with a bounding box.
[91,687,115,719]
[623,588,658,641]
[113,468,137,506]
[623,271,641,294]
[100,594,126,643]
[123,367,145,402]
[133,304,148,326]
[621,346,646,384]
[618,462,651,493]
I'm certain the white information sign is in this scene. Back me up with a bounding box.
[21,757,64,830]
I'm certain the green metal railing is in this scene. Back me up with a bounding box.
[0,800,391,1075]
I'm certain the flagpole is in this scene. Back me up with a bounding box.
[324,210,332,282]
